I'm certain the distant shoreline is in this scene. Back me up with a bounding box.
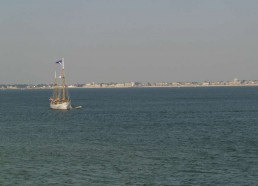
[2,84,258,90]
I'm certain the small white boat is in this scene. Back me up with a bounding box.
[74,106,82,109]
[50,58,72,110]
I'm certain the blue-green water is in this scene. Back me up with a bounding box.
[1,87,258,185]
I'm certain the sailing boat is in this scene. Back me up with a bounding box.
[49,58,72,110]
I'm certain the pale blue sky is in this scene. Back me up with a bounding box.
[0,0,258,84]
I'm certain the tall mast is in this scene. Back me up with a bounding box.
[54,71,58,99]
[61,58,66,100]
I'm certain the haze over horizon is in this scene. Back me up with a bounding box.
[1,0,258,84]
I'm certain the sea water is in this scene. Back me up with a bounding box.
[0,87,258,185]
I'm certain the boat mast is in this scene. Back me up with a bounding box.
[61,58,66,100]
[54,71,58,99]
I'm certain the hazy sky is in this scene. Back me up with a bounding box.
[0,0,258,84]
